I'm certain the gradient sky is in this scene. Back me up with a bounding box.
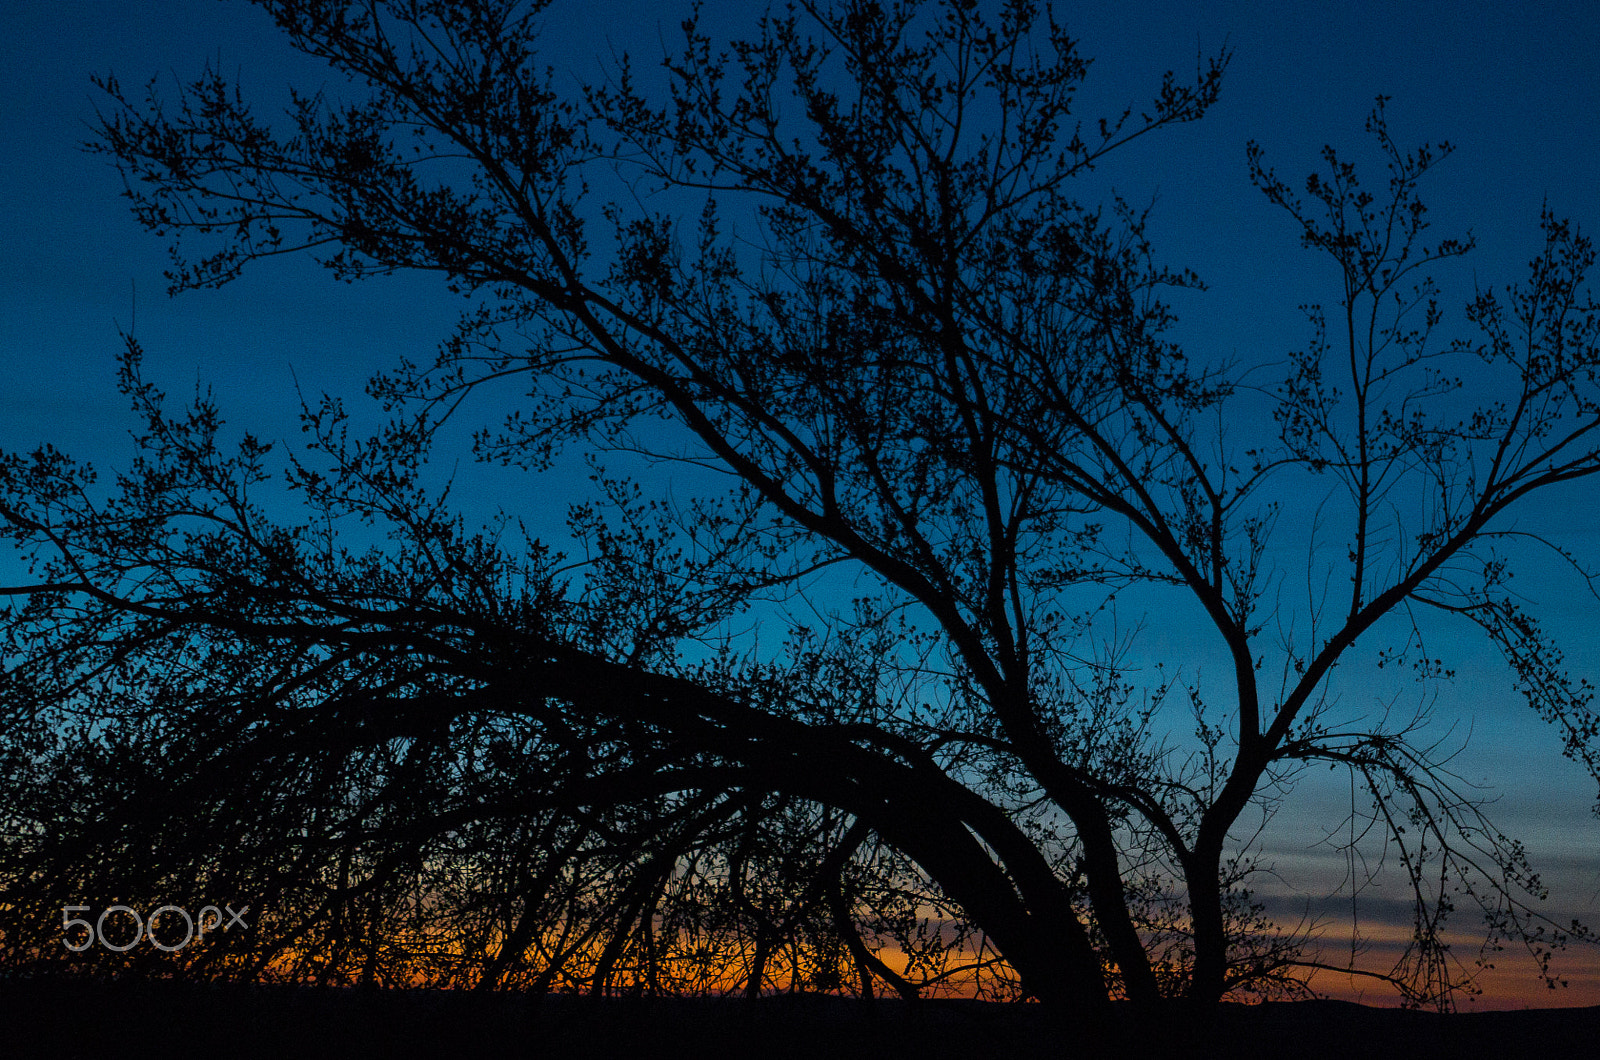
[3,0,1598,1007]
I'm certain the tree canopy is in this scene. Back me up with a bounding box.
[3,0,1598,1011]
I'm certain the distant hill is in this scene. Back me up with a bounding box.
[3,979,1596,1059]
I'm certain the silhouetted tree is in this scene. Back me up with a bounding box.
[4,0,1598,1012]
[0,349,991,997]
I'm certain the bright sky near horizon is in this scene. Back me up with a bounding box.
[3,0,1598,1007]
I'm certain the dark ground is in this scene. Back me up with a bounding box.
[3,979,1596,1059]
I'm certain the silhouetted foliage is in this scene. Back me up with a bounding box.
[3,0,1598,1011]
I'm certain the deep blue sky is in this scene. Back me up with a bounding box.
[4,0,1598,1004]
